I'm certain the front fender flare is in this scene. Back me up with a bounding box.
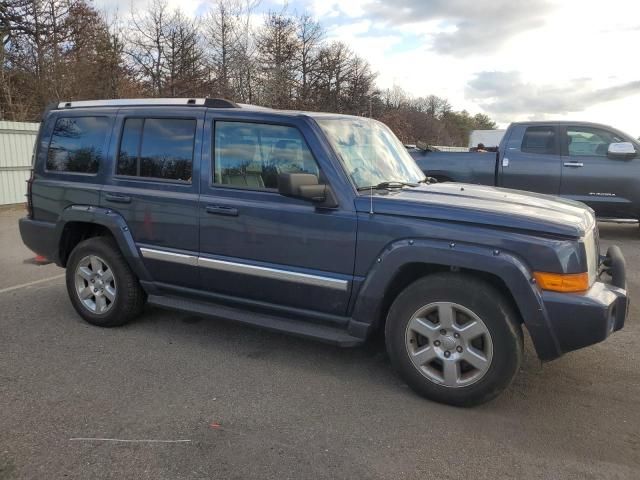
[349,238,561,361]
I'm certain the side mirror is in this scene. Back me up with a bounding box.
[416,140,431,153]
[608,142,637,160]
[278,173,338,208]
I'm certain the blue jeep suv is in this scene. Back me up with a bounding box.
[19,98,628,406]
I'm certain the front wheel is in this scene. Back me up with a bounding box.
[385,273,523,406]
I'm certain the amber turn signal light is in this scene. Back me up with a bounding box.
[533,272,590,293]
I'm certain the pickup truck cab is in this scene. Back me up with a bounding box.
[412,121,640,222]
[19,100,628,406]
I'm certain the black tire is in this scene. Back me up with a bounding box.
[385,273,523,407]
[65,236,145,327]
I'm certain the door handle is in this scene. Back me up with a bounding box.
[206,205,239,217]
[105,193,132,204]
[563,162,584,168]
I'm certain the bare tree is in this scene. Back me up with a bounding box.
[256,9,298,108]
[163,11,207,97]
[1,0,496,146]
[125,0,206,97]
[343,54,376,116]
[205,0,239,98]
[126,0,169,95]
[315,41,352,113]
[294,14,322,109]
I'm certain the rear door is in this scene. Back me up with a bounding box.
[559,124,638,218]
[498,124,562,194]
[101,107,204,288]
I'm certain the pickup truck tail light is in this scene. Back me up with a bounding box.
[533,272,589,293]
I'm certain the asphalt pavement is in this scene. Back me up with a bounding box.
[1,205,639,479]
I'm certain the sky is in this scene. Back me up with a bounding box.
[96,0,640,137]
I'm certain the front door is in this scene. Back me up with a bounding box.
[101,108,203,288]
[559,125,637,219]
[198,115,357,316]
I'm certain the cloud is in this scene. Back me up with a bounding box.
[93,0,206,17]
[360,0,553,56]
[465,71,640,120]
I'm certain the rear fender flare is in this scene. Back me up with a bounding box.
[57,205,152,282]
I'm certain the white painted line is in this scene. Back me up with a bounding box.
[0,274,65,295]
[70,438,192,444]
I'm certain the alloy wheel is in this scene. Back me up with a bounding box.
[405,302,493,387]
[74,255,117,315]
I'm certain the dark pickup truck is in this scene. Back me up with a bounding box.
[19,101,628,406]
[412,121,640,222]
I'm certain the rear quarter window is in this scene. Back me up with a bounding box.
[46,117,109,173]
[521,126,557,155]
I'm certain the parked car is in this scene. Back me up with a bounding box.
[411,121,640,222]
[19,100,628,406]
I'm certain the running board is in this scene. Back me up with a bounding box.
[598,218,638,224]
[147,295,364,347]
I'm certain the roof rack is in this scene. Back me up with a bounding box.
[57,98,239,109]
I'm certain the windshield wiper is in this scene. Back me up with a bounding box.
[357,181,418,191]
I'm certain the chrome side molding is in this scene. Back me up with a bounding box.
[139,247,349,291]
[597,218,639,224]
[139,248,198,266]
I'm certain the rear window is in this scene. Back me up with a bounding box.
[46,117,109,173]
[521,126,556,155]
[117,118,196,182]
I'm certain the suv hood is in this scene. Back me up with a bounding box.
[355,183,595,238]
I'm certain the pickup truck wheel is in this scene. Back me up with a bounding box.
[385,273,523,406]
[65,236,145,327]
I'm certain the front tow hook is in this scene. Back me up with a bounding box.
[600,245,626,290]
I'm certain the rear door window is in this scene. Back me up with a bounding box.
[117,118,196,182]
[521,126,557,155]
[46,116,109,173]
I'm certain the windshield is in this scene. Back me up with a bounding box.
[316,118,425,190]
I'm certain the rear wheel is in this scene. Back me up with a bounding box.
[66,236,145,327]
[385,273,523,406]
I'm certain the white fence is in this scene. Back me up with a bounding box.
[0,121,39,205]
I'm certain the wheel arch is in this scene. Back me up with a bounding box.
[371,263,521,336]
[59,222,114,267]
[56,205,152,282]
[348,239,561,361]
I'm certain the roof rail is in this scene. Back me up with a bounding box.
[57,98,239,109]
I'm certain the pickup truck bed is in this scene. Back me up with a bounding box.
[411,121,640,221]
[412,151,497,185]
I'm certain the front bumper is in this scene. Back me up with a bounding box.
[542,246,628,357]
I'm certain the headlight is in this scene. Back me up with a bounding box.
[535,215,598,294]
[583,227,597,286]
